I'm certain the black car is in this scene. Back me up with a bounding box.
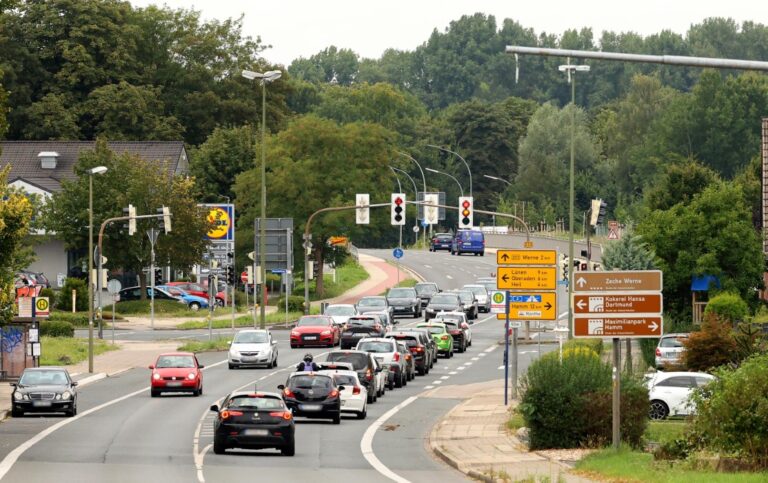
[424,292,463,320]
[355,296,393,319]
[414,282,440,308]
[386,331,431,375]
[407,328,438,368]
[325,350,381,403]
[430,233,453,251]
[341,315,386,349]
[453,289,479,320]
[11,367,78,417]
[385,287,422,318]
[210,391,295,456]
[279,372,344,424]
[436,319,468,353]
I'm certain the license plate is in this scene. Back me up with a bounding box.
[340,400,346,406]
[354,333,365,337]
[166,381,182,387]
[243,429,269,436]
[300,404,322,411]
[304,336,317,340]
[33,401,52,407]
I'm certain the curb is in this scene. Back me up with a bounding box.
[429,415,497,483]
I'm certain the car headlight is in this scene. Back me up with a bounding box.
[13,392,22,400]
[229,349,240,356]
[321,330,331,335]
[187,373,196,380]
[153,373,161,380]
[55,393,61,400]
[61,391,71,400]
[290,330,299,336]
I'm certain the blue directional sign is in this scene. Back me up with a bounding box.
[393,248,404,259]
[271,269,287,274]
[421,219,429,228]
[508,294,542,303]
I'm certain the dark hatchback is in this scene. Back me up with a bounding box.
[424,292,463,321]
[386,331,430,375]
[341,315,386,349]
[325,350,380,403]
[430,233,453,251]
[279,372,344,424]
[414,282,440,308]
[11,367,78,417]
[210,391,295,456]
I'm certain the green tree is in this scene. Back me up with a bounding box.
[288,46,360,85]
[191,125,257,203]
[0,166,34,323]
[601,230,658,271]
[644,159,719,211]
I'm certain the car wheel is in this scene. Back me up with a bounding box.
[151,389,160,398]
[213,437,227,455]
[189,302,201,311]
[11,408,22,418]
[395,374,403,388]
[198,385,203,396]
[216,298,225,308]
[290,344,297,349]
[367,392,375,404]
[418,366,425,376]
[273,357,278,368]
[357,408,367,420]
[480,251,485,257]
[281,440,296,456]
[228,363,235,370]
[332,413,341,425]
[649,400,670,420]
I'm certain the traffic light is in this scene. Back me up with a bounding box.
[154,268,163,284]
[589,199,601,227]
[159,206,172,233]
[596,200,608,226]
[123,204,137,235]
[458,196,473,228]
[226,265,235,285]
[391,193,405,226]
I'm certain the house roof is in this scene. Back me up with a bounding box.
[1,141,188,194]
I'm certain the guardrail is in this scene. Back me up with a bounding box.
[348,243,360,262]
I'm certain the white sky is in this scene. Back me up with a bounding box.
[129,0,766,67]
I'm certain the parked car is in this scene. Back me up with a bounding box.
[355,296,393,319]
[11,367,78,417]
[430,233,453,252]
[279,372,343,424]
[451,229,485,256]
[386,287,422,318]
[463,284,490,313]
[386,331,431,375]
[156,285,209,311]
[324,304,358,326]
[424,292,463,321]
[416,322,454,358]
[149,352,204,397]
[655,333,690,369]
[319,368,368,420]
[210,391,295,455]
[645,371,715,420]
[414,282,440,308]
[341,315,387,349]
[166,281,227,307]
[325,350,383,404]
[228,329,278,369]
[118,286,180,304]
[355,337,408,389]
[20,270,50,289]
[290,315,340,348]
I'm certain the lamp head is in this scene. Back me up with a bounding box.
[88,166,108,175]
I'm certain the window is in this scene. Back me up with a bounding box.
[332,375,356,386]
[233,332,269,344]
[659,336,688,348]
[326,352,369,370]
[656,376,695,388]
[156,356,196,368]
[227,395,283,410]
[357,341,394,353]
[290,375,332,390]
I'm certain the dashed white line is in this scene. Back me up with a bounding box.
[478,353,487,357]
[424,385,434,390]
[433,380,443,384]
[449,371,458,375]
[440,376,450,380]
[471,357,479,361]
[424,265,432,269]
[446,275,453,280]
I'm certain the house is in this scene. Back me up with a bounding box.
[1,141,190,288]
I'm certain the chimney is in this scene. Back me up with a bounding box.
[38,151,59,169]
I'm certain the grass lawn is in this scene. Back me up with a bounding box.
[645,420,688,444]
[40,336,119,366]
[576,447,768,483]
[175,309,320,330]
[177,337,231,353]
[294,260,369,301]
[113,299,207,317]
[378,277,417,295]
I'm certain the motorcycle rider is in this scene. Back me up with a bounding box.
[296,353,320,372]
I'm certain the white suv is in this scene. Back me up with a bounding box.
[356,337,408,389]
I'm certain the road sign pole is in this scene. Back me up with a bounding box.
[512,325,518,399]
[504,290,510,406]
[112,295,116,345]
[612,337,621,449]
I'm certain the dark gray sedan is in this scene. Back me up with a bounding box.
[386,287,422,318]
[11,367,78,417]
[424,292,463,321]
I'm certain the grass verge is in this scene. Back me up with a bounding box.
[645,420,687,445]
[114,299,207,317]
[177,338,231,353]
[507,408,526,432]
[40,336,119,366]
[294,260,369,301]
[175,309,320,330]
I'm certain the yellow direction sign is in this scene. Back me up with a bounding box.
[497,249,557,265]
[496,292,557,320]
[497,267,557,290]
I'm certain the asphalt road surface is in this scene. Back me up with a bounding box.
[0,248,557,482]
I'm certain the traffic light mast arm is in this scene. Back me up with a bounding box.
[97,213,171,258]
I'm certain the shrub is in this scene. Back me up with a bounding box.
[683,313,737,371]
[704,292,749,323]
[39,288,56,309]
[639,338,659,369]
[277,295,306,313]
[40,320,75,337]
[583,376,649,449]
[48,312,90,326]
[563,338,604,356]
[56,278,89,312]
[692,352,768,468]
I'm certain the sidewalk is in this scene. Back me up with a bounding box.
[119,305,278,330]
[428,379,595,483]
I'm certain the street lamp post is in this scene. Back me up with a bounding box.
[425,167,464,197]
[242,69,282,329]
[390,166,420,244]
[397,152,428,245]
[425,145,472,198]
[87,166,108,373]
[558,62,590,340]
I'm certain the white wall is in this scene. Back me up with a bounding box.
[26,239,69,288]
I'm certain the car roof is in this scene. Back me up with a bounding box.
[418,322,446,327]
[227,390,283,399]
[357,337,394,343]
[328,349,370,356]
[289,371,333,378]
[462,284,485,289]
[318,369,359,378]
[659,333,690,338]
[235,329,269,334]
[359,295,386,300]
[157,352,195,357]
[327,303,355,308]
[23,367,69,372]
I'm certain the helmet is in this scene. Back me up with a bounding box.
[303,353,313,362]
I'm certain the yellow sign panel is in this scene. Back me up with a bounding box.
[495,292,557,320]
[523,241,533,248]
[497,250,557,266]
[206,207,232,239]
[497,267,557,290]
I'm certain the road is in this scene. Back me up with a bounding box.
[0,249,557,482]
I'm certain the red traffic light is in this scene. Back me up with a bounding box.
[461,200,470,209]
[395,197,403,205]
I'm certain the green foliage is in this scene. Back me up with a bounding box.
[114,299,198,316]
[191,125,257,205]
[56,278,89,312]
[40,336,116,366]
[177,337,231,353]
[48,312,89,327]
[39,320,75,338]
[562,338,604,356]
[683,314,738,372]
[602,230,658,271]
[692,352,768,468]
[277,295,306,313]
[0,166,34,323]
[703,292,749,323]
[645,160,719,211]
[38,288,56,308]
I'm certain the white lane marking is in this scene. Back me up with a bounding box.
[433,380,443,384]
[361,396,417,483]
[446,275,453,280]
[424,265,432,269]
[484,346,496,353]
[497,365,505,370]
[471,357,479,361]
[424,385,434,390]
[478,353,487,357]
[440,376,449,380]
[0,359,227,482]
[449,371,458,375]
[76,373,107,386]
[456,366,466,371]
[558,311,568,320]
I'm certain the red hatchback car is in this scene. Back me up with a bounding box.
[290,315,340,348]
[166,282,227,307]
[149,352,204,397]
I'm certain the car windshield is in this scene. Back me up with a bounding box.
[358,298,385,307]
[325,306,356,316]
[464,286,486,297]
[326,352,368,370]
[415,284,438,296]
[227,395,284,410]
[660,336,687,348]
[455,291,473,303]
[431,294,459,304]
[436,234,452,240]
[156,355,196,368]
[479,281,496,291]
[388,288,415,298]
[419,325,445,335]
[289,375,332,390]
[332,375,356,386]
[357,341,394,353]
[296,316,331,327]
[233,332,269,344]
[19,370,68,386]
[348,317,376,326]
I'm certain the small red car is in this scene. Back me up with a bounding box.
[149,352,204,397]
[166,282,227,307]
[290,315,340,348]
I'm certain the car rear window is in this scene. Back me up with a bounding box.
[289,375,332,389]
[431,294,459,304]
[388,288,416,298]
[348,317,376,326]
[332,375,357,386]
[227,395,284,410]
[389,335,418,347]
[420,325,445,335]
[326,352,369,370]
[357,341,395,353]
[415,284,438,295]
[659,336,687,348]
[358,298,385,306]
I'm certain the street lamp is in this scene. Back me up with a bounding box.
[390,165,420,244]
[87,165,108,373]
[559,62,590,339]
[397,152,429,244]
[425,167,464,197]
[483,174,512,187]
[425,145,472,198]
[242,69,282,329]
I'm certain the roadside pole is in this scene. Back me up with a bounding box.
[504,290,510,406]
[207,258,214,341]
[147,228,159,331]
[512,321,518,399]
[612,338,621,449]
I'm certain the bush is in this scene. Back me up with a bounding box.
[48,312,90,326]
[56,278,89,312]
[39,288,56,309]
[40,320,75,337]
[639,338,659,369]
[692,352,768,468]
[563,338,604,356]
[277,295,306,313]
[683,313,737,371]
[704,292,749,323]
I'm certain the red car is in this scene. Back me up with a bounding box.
[166,282,227,307]
[149,352,204,397]
[290,315,340,348]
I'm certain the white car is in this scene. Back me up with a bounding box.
[462,284,490,313]
[646,371,715,420]
[228,329,278,369]
[320,368,367,419]
[356,337,408,389]
[433,311,472,347]
[324,304,357,326]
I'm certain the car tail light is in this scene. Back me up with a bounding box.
[220,410,243,420]
[450,330,461,335]
[655,348,661,357]
[365,368,373,381]
[329,389,339,398]
[270,411,293,420]
[441,335,450,341]
[352,386,361,395]
[393,352,400,362]
[411,346,424,353]
[405,353,412,360]
[374,324,382,332]
[283,388,295,398]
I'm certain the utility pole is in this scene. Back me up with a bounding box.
[147,228,159,331]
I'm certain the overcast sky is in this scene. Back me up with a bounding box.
[129,0,765,67]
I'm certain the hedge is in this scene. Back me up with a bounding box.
[40,320,75,338]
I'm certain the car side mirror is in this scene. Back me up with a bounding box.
[9,382,17,387]
[71,381,78,387]
[227,340,232,345]
[392,320,399,325]
[198,365,205,369]
[209,404,219,412]
[277,384,285,390]
[148,365,154,370]
[375,367,382,373]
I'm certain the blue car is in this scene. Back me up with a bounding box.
[451,229,485,256]
[155,285,209,311]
